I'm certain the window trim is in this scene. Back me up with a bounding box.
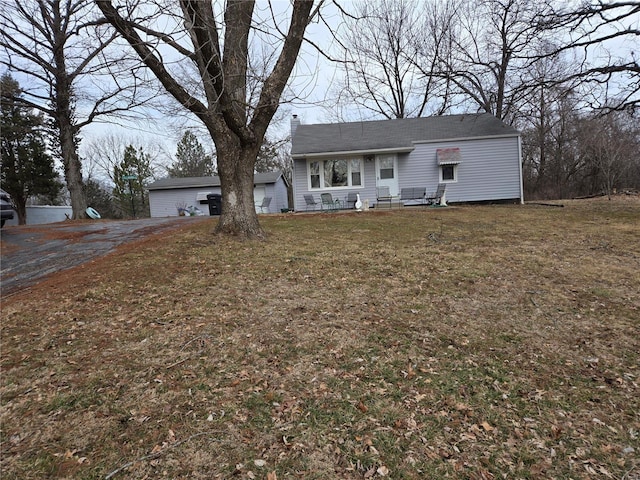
[437,148,460,184]
[307,157,365,190]
[439,163,458,183]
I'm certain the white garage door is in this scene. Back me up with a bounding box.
[254,186,266,213]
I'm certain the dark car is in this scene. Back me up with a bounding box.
[1,188,15,227]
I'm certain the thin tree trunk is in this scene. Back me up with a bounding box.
[15,195,26,225]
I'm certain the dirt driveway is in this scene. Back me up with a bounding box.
[0,216,209,297]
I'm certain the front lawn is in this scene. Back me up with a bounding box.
[1,197,639,479]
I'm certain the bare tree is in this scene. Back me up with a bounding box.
[576,112,639,198]
[83,133,167,184]
[329,0,456,120]
[442,0,553,121]
[0,0,150,219]
[537,1,640,112]
[520,86,584,199]
[411,0,459,116]
[517,44,585,195]
[333,0,421,119]
[96,0,320,239]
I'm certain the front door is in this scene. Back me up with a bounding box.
[376,154,398,196]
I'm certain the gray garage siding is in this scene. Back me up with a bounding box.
[149,172,289,216]
[272,178,289,212]
[149,187,220,217]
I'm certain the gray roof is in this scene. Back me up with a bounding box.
[148,171,285,191]
[291,113,519,157]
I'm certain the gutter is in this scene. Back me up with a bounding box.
[292,146,414,160]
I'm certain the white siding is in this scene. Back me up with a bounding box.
[4,206,73,226]
[398,137,521,203]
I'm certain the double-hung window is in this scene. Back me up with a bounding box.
[309,158,363,189]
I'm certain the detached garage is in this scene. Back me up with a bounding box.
[148,172,289,217]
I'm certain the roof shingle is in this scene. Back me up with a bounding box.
[291,113,518,156]
[148,171,284,190]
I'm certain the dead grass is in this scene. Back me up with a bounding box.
[1,196,639,479]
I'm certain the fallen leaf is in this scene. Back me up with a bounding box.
[357,400,368,413]
[267,472,277,480]
[480,421,494,432]
[598,466,613,478]
[254,459,266,468]
[364,466,376,478]
[377,465,390,476]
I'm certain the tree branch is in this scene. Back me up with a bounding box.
[95,0,208,118]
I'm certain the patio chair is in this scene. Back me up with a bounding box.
[321,192,341,210]
[376,186,392,208]
[304,194,318,211]
[255,196,272,213]
[345,192,358,209]
[426,183,446,205]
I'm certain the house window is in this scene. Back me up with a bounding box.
[310,161,320,188]
[350,159,361,186]
[308,158,363,189]
[378,155,395,179]
[324,159,348,187]
[437,148,461,183]
[441,165,456,182]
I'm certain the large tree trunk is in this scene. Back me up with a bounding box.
[59,123,87,219]
[214,132,264,239]
[53,48,87,219]
[96,0,314,239]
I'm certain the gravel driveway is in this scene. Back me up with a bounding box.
[0,216,208,296]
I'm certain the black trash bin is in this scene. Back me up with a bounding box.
[207,194,222,216]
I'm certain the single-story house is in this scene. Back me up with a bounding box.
[290,113,523,210]
[147,171,289,217]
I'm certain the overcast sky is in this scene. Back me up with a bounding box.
[78,0,346,163]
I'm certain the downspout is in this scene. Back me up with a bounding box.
[518,134,525,204]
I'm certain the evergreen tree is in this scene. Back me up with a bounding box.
[254,137,281,174]
[113,145,153,217]
[167,131,215,178]
[0,74,62,224]
[255,136,293,183]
